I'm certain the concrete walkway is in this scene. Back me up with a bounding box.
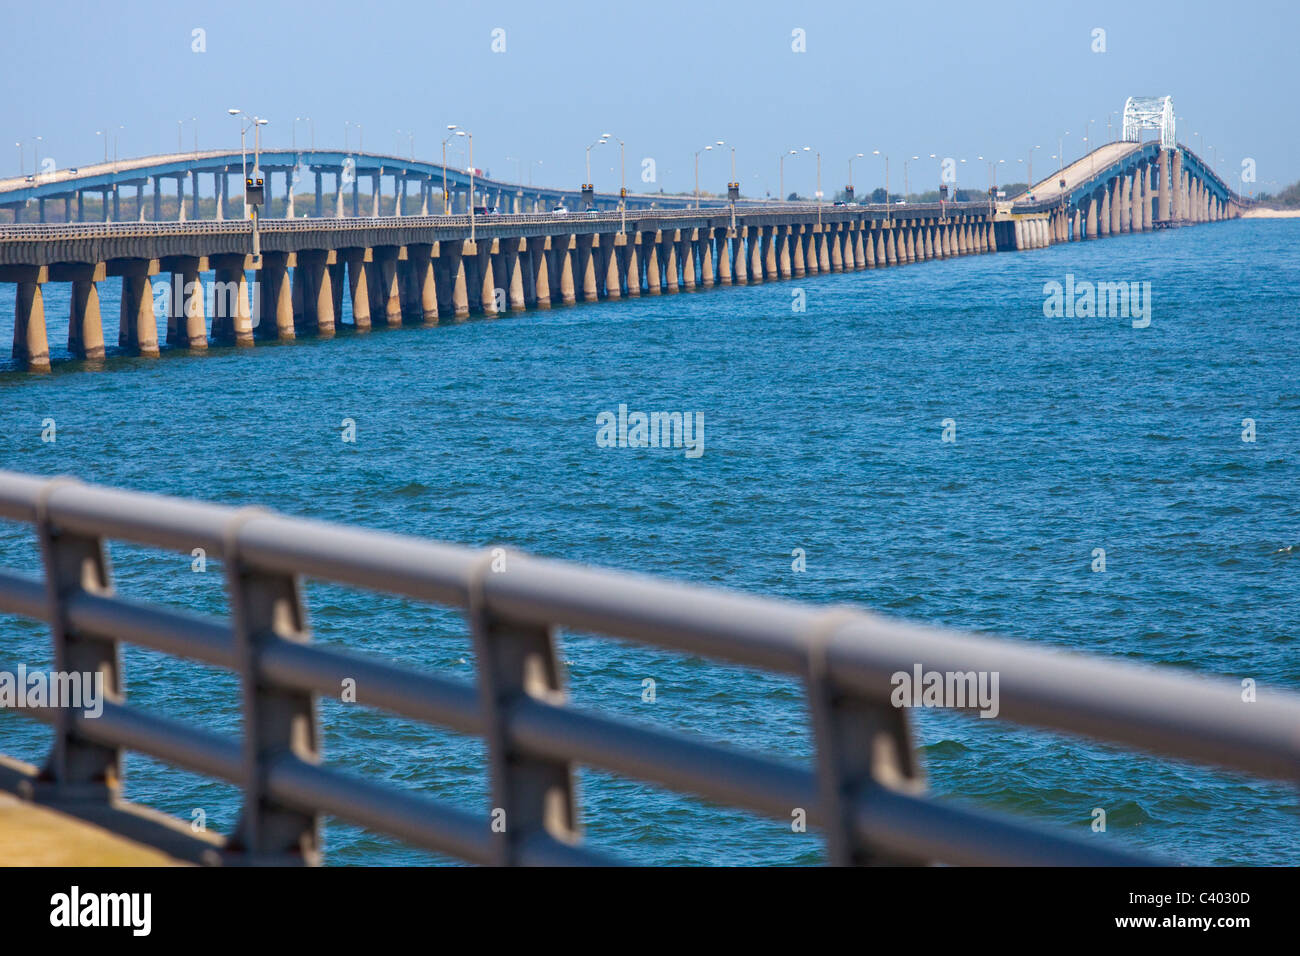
[0,791,184,865]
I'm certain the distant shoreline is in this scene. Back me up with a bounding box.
[1242,208,1300,218]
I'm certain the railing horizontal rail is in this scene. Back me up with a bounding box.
[24,703,245,784]
[259,637,483,736]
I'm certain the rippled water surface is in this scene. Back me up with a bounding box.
[1,219,1297,865]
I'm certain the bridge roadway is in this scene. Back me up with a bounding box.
[0,142,1244,372]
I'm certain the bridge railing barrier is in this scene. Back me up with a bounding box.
[0,202,991,242]
[1,471,1294,865]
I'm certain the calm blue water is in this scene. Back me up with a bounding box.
[1,220,1297,865]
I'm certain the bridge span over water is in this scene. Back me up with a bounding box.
[0,148,697,222]
[0,140,1245,372]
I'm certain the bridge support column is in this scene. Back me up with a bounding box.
[746,227,761,283]
[373,251,402,327]
[68,271,106,361]
[732,228,748,283]
[408,245,438,324]
[529,237,551,307]
[210,256,255,346]
[257,252,296,340]
[681,232,696,290]
[12,277,51,372]
[1171,151,1184,221]
[1109,179,1122,233]
[716,229,732,285]
[728,228,748,283]
[776,227,792,278]
[477,241,499,316]
[443,245,470,318]
[1085,196,1099,239]
[656,234,674,292]
[624,235,641,295]
[164,257,210,348]
[1099,188,1111,237]
[338,250,371,332]
[1130,170,1143,231]
[294,252,334,338]
[1141,164,1153,229]
[700,230,714,287]
[506,240,527,309]
[643,233,661,294]
[603,235,623,298]
[557,236,577,303]
[117,267,161,357]
[1157,149,1172,223]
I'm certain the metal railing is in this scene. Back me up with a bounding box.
[1,471,1295,865]
[0,201,990,243]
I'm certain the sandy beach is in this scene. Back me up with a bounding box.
[1242,207,1300,218]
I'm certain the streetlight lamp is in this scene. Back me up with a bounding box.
[603,134,627,233]
[294,116,313,151]
[584,134,607,209]
[455,128,475,242]
[872,150,891,218]
[441,125,459,214]
[228,109,267,216]
[846,152,864,201]
[779,149,798,202]
[903,155,918,200]
[693,140,722,208]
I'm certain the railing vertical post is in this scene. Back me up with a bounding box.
[806,611,928,866]
[34,478,123,798]
[225,510,321,864]
[468,550,580,865]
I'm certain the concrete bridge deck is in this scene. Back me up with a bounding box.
[1021,141,1141,204]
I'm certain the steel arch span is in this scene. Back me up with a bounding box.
[1123,96,1176,149]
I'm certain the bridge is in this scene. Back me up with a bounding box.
[0,102,1247,372]
[0,148,695,224]
[1,471,1296,865]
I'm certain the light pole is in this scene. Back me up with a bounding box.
[456,128,475,241]
[1058,131,1069,174]
[442,125,458,214]
[809,146,822,226]
[872,150,890,219]
[604,134,626,233]
[903,155,918,200]
[584,134,607,209]
[191,117,198,152]
[727,144,738,230]
[846,152,863,201]
[229,108,267,261]
[15,141,22,177]
[177,120,184,153]
[1027,145,1041,196]
[779,149,797,201]
[95,131,106,165]
[693,140,723,208]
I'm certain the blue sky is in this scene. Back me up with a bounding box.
[2,0,1296,196]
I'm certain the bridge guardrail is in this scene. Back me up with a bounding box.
[1,471,1296,865]
[0,202,994,242]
